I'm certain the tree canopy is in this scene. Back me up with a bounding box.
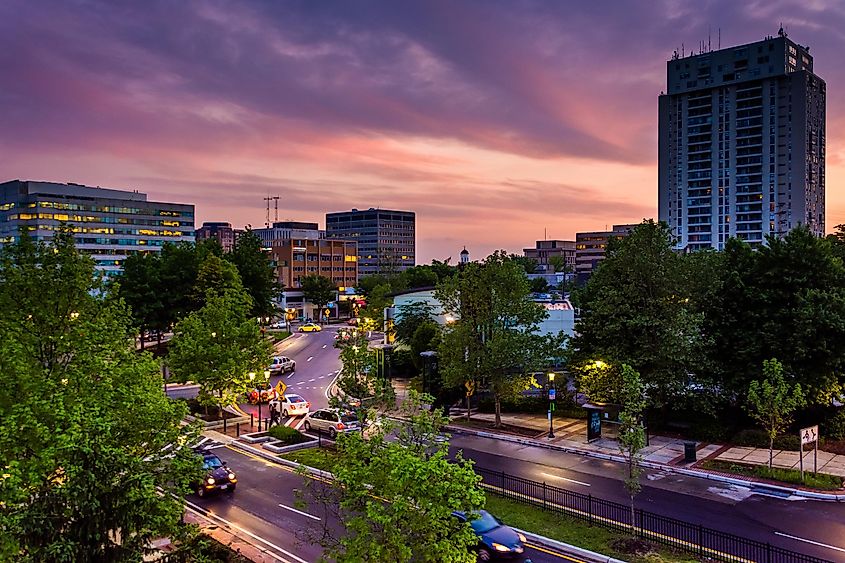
[0,229,200,562]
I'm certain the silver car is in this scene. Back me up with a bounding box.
[303,408,361,439]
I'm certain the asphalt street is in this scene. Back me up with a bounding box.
[448,432,845,561]
[193,446,576,563]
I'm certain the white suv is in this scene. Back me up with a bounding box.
[270,394,311,417]
[303,409,361,438]
[269,356,296,374]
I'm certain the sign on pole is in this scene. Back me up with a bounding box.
[548,388,556,401]
[275,381,287,398]
[799,425,820,481]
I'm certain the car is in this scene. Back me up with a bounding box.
[453,510,529,561]
[270,320,286,329]
[195,452,237,497]
[270,393,311,417]
[299,323,322,333]
[303,408,361,438]
[247,383,277,404]
[346,317,359,326]
[334,327,358,341]
[269,356,296,374]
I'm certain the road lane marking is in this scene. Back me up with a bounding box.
[322,344,327,349]
[287,371,295,378]
[774,532,845,553]
[308,378,316,382]
[318,375,325,379]
[294,417,306,430]
[184,499,309,563]
[525,543,586,562]
[278,502,321,521]
[540,471,591,487]
[307,356,313,362]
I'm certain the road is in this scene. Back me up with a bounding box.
[448,432,845,561]
[192,446,583,563]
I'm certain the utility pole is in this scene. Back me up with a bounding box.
[273,196,280,222]
[263,197,272,228]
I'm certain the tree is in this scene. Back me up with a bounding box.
[300,274,337,323]
[193,254,243,306]
[227,228,281,319]
[574,360,622,404]
[0,228,201,561]
[114,251,165,348]
[529,277,549,293]
[158,241,204,326]
[333,332,393,410]
[402,265,439,289]
[394,300,436,344]
[410,322,441,373]
[746,359,805,469]
[508,253,537,274]
[437,251,564,427]
[572,220,706,408]
[168,287,273,417]
[617,364,646,532]
[303,393,483,562]
[548,255,567,273]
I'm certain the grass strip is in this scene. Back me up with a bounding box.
[279,447,340,472]
[485,493,700,563]
[701,459,843,490]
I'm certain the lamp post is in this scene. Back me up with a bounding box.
[548,372,556,439]
[248,371,257,429]
[263,369,272,428]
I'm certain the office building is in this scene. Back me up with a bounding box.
[658,31,825,250]
[253,221,322,248]
[524,240,576,272]
[196,221,241,252]
[326,208,415,275]
[575,224,637,277]
[0,180,194,275]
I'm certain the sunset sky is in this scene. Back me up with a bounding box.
[1,0,843,263]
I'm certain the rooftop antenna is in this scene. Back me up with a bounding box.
[708,25,711,52]
[682,42,685,57]
[263,196,272,228]
[718,27,721,50]
[273,196,280,222]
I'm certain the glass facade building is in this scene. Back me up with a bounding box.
[325,208,415,276]
[0,180,195,275]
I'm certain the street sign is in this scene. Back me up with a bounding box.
[800,425,818,445]
[548,388,556,401]
[275,381,287,398]
[464,380,475,397]
[799,425,820,482]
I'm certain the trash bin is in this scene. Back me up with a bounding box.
[684,441,697,463]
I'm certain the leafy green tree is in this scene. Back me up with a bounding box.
[529,277,549,293]
[572,220,706,408]
[227,228,281,319]
[301,274,337,322]
[392,390,451,459]
[115,251,165,348]
[574,360,621,404]
[194,254,243,305]
[159,241,203,326]
[334,332,392,409]
[402,265,439,289]
[410,322,441,373]
[747,359,805,469]
[394,300,436,344]
[168,288,273,417]
[548,255,567,273]
[304,393,483,563]
[617,364,646,532]
[508,253,538,274]
[357,274,390,296]
[427,258,458,281]
[438,251,564,427]
[0,229,201,562]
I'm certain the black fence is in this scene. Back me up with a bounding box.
[475,467,830,563]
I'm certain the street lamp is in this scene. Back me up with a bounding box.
[248,371,257,430]
[263,369,272,428]
[548,372,556,439]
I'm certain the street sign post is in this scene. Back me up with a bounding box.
[275,381,287,398]
[799,425,819,481]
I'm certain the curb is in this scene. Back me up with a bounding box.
[446,424,845,502]
[230,440,621,563]
[228,440,336,480]
[516,529,626,563]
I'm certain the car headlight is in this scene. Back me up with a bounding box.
[206,477,215,485]
[517,533,527,543]
[228,472,236,480]
[492,542,511,552]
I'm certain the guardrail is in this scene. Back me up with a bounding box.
[475,467,830,563]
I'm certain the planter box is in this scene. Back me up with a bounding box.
[240,431,274,444]
[184,414,250,430]
[264,439,320,453]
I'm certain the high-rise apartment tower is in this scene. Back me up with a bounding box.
[658,31,825,250]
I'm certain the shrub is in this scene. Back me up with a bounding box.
[823,409,845,441]
[477,394,585,418]
[731,429,802,451]
[268,425,310,445]
[688,419,734,443]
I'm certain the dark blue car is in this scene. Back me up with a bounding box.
[453,510,531,562]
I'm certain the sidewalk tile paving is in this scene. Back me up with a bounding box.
[458,411,845,486]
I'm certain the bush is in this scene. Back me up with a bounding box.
[823,409,845,441]
[731,429,802,451]
[688,419,734,443]
[390,347,417,377]
[268,425,311,445]
[477,394,585,418]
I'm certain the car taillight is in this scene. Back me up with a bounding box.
[336,422,345,430]
[306,402,311,408]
